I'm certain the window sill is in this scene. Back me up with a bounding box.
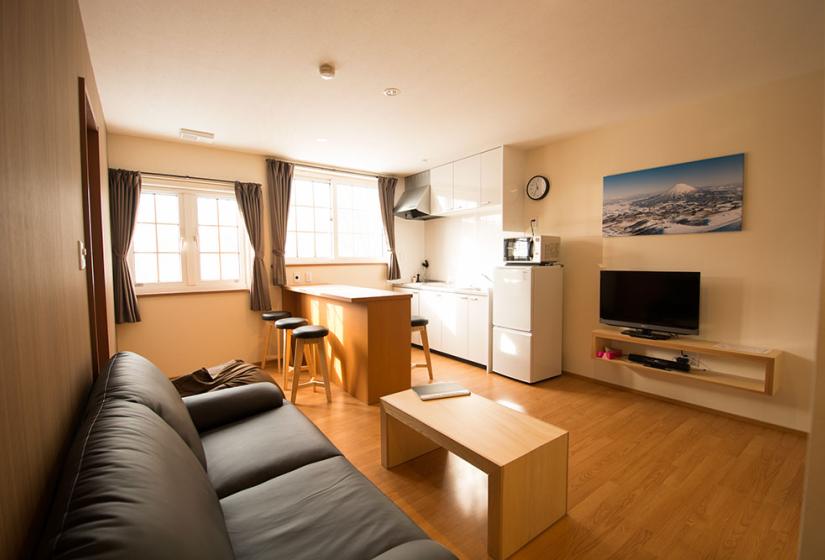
[136,287,249,298]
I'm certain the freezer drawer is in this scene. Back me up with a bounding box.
[492,327,532,382]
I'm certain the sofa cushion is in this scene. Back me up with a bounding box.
[86,352,207,467]
[201,402,340,498]
[38,400,234,560]
[371,540,456,560]
[220,456,430,560]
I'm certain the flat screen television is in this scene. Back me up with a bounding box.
[599,270,700,338]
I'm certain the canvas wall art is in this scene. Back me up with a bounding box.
[602,154,744,237]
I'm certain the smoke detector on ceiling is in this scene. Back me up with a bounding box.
[179,128,214,144]
[319,63,336,80]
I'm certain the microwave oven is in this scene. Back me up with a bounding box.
[503,235,560,264]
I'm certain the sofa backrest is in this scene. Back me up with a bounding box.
[86,352,207,467]
[38,399,234,559]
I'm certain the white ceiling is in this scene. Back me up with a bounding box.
[80,0,823,176]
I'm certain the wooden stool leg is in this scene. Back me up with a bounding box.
[307,343,317,392]
[421,327,434,381]
[282,329,291,390]
[317,339,332,403]
[274,324,281,374]
[290,339,304,404]
[261,322,273,369]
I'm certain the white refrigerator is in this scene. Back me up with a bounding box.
[492,265,563,383]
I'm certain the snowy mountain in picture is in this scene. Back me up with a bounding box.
[602,154,744,237]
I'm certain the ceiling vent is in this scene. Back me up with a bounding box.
[179,128,214,143]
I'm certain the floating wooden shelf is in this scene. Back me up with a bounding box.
[591,328,781,395]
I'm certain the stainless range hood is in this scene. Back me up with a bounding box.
[393,185,437,220]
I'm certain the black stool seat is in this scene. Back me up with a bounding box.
[411,315,429,327]
[275,317,308,330]
[293,325,329,339]
[261,310,291,322]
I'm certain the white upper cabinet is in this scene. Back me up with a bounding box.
[480,148,503,207]
[430,163,453,215]
[452,155,481,211]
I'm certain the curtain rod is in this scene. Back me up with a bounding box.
[141,171,236,185]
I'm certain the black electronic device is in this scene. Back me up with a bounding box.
[599,270,700,338]
[627,353,691,372]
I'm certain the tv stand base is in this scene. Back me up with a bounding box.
[621,329,673,341]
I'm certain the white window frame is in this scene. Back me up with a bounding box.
[130,178,252,295]
[286,168,388,265]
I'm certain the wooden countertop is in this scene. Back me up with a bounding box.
[284,284,412,303]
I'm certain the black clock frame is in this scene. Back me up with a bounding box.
[526,175,550,200]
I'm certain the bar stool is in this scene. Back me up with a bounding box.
[260,310,291,370]
[290,325,332,404]
[411,316,434,381]
[275,317,309,389]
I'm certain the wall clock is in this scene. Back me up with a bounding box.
[526,175,550,200]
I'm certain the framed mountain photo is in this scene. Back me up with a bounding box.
[602,154,744,237]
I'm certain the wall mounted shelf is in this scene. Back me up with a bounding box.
[591,328,781,395]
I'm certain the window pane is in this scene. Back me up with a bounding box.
[287,207,296,232]
[199,226,219,252]
[133,224,156,252]
[158,253,182,282]
[221,253,240,280]
[314,208,331,232]
[198,197,218,225]
[134,254,158,284]
[336,184,352,208]
[316,233,332,258]
[313,181,330,207]
[295,207,314,231]
[137,193,155,223]
[156,224,180,252]
[285,232,297,258]
[293,181,313,206]
[219,226,238,252]
[200,253,220,281]
[338,233,353,257]
[337,209,353,233]
[218,199,237,226]
[297,232,314,258]
[155,194,179,223]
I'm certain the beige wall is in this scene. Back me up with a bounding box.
[108,134,412,375]
[799,60,825,558]
[522,72,824,430]
[0,1,109,558]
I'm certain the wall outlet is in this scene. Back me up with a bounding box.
[292,271,303,283]
[305,271,313,282]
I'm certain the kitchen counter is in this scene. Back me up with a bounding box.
[393,282,489,297]
[282,284,411,404]
[284,284,410,303]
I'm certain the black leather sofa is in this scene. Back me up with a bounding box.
[38,352,455,559]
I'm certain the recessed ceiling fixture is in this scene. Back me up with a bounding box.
[319,63,335,80]
[383,87,401,97]
[179,128,214,143]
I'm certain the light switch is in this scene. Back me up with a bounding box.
[77,240,87,270]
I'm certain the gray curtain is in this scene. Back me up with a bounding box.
[377,176,401,280]
[109,168,142,323]
[265,159,293,286]
[234,181,271,311]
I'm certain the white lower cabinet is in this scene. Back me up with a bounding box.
[394,288,420,344]
[397,288,489,366]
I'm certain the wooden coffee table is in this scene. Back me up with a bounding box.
[380,390,569,559]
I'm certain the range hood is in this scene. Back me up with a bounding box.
[393,185,437,220]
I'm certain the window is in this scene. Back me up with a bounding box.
[286,170,387,262]
[131,179,251,294]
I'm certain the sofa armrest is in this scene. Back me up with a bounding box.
[183,382,284,432]
[372,540,456,560]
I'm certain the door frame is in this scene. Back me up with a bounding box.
[78,77,110,378]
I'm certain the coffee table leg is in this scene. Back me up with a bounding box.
[380,407,440,468]
[487,434,569,559]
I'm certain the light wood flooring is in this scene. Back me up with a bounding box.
[265,350,806,559]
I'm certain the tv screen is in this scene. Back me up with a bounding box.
[599,270,700,335]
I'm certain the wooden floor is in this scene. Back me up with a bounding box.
[265,350,806,560]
